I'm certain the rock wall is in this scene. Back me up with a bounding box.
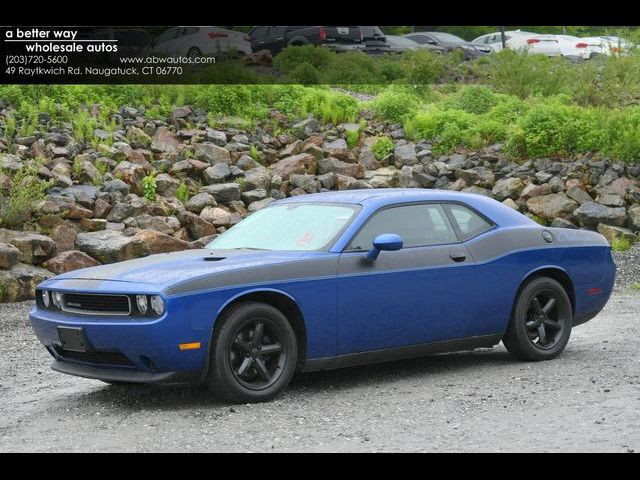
[1,105,639,301]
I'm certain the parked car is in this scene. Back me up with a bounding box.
[385,35,421,53]
[147,27,252,58]
[404,31,488,59]
[30,189,616,403]
[595,35,632,55]
[248,26,364,55]
[552,35,604,60]
[472,30,538,53]
[360,26,390,55]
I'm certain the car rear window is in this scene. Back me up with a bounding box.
[446,204,493,240]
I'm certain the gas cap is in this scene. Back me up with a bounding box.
[542,230,554,243]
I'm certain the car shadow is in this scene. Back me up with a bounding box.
[66,347,516,410]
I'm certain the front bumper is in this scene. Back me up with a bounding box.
[30,306,210,384]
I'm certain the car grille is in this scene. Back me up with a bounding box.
[62,293,131,315]
[54,346,134,367]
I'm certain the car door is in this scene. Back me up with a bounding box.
[337,203,476,355]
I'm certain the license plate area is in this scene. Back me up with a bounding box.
[57,326,89,352]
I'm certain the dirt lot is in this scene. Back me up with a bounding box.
[0,283,638,452]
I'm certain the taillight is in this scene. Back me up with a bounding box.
[319,26,326,43]
[611,47,620,53]
[527,38,540,45]
[208,32,228,39]
[576,42,588,48]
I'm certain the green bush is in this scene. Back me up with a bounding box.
[400,49,448,84]
[142,171,157,202]
[442,85,500,114]
[0,163,52,227]
[176,182,190,203]
[371,87,419,122]
[404,108,476,153]
[371,136,395,160]
[273,45,335,73]
[321,51,383,84]
[472,49,572,99]
[283,62,321,84]
[300,88,360,124]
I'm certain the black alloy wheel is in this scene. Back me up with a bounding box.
[207,302,298,403]
[503,276,573,361]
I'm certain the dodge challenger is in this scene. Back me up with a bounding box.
[29,189,616,402]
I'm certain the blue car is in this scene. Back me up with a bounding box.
[30,189,616,402]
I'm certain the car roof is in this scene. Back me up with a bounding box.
[276,188,536,227]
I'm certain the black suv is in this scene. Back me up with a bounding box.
[249,26,364,55]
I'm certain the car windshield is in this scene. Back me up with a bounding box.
[206,203,360,251]
[388,36,417,47]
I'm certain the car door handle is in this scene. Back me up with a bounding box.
[449,251,467,262]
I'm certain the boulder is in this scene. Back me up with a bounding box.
[596,224,637,245]
[155,173,181,197]
[596,193,625,208]
[203,163,233,184]
[0,264,53,302]
[526,193,578,221]
[566,186,592,205]
[270,153,316,180]
[574,202,627,228]
[42,250,101,274]
[0,243,21,269]
[492,177,524,201]
[112,161,145,195]
[247,198,275,213]
[521,183,553,199]
[550,218,579,229]
[178,211,217,239]
[76,230,150,264]
[194,142,231,165]
[49,222,80,252]
[151,126,180,153]
[7,233,57,265]
[323,139,349,160]
[202,183,242,203]
[629,205,640,231]
[134,229,191,255]
[393,143,417,168]
[244,167,271,191]
[317,157,365,179]
[185,192,216,213]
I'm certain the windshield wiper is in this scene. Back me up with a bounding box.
[230,247,272,251]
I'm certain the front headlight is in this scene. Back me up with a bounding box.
[41,290,50,308]
[52,291,63,309]
[150,295,165,316]
[136,294,148,314]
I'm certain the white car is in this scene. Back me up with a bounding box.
[549,35,604,60]
[147,27,252,58]
[595,36,632,55]
[471,30,538,53]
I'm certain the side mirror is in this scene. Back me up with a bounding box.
[366,234,403,261]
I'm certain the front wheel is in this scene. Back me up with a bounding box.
[206,302,298,403]
[503,277,573,361]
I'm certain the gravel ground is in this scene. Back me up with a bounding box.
[0,249,638,452]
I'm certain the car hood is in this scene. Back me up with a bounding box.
[52,249,324,287]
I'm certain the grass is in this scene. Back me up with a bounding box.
[630,283,640,292]
[611,236,632,252]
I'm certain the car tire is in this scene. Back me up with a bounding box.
[187,47,202,58]
[206,302,298,403]
[503,276,573,361]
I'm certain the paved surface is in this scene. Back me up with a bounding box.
[0,285,638,452]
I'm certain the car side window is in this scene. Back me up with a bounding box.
[446,204,493,240]
[347,204,457,251]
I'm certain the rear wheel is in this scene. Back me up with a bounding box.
[206,302,297,403]
[503,277,572,361]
